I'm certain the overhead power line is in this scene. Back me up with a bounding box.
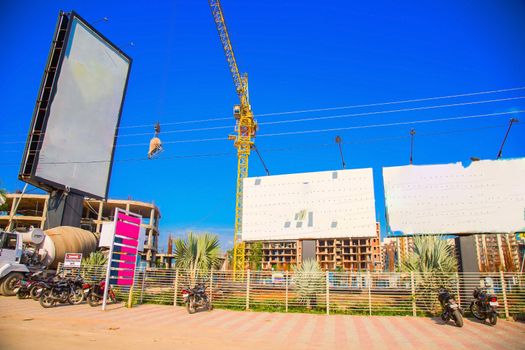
[3,86,525,139]
[117,85,525,128]
[254,86,525,117]
[256,110,524,138]
[3,95,524,145]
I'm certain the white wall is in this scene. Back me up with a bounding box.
[383,158,525,235]
[242,168,377,241]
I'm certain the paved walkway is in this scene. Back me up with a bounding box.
[0,297,523,350]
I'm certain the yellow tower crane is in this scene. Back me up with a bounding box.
[208,0,257,274]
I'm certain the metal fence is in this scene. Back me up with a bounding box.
[59,265,525,318]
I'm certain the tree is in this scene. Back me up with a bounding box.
[402,235,458,313]
[248,241,263,270]
[173,232,221,283]
[402,235,457,273]
[293,259,325,310]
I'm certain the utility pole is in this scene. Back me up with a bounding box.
[496,118,519,159]
[409,129,416,165]
[335,136,346,169]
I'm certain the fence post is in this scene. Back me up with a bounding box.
[246,269,250,310]
[285,271,289,313]
[455,272,461,307]
[499,270,510,319]
[209,268,214,306]
[326,271,330,315]
[411,272,416,317]
[140,270,146,304]
[368,271,372,316]
[173,269,179,307]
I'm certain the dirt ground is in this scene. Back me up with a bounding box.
[1,296,524,350]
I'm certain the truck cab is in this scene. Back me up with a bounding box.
[0,231,29,295]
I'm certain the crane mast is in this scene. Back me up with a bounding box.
[209,0,257,274]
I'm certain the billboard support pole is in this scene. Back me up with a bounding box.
[46,190,83,229]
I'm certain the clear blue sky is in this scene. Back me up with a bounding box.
[1,1,524,251]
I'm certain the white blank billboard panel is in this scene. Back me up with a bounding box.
[242,169,377,241]
[34,17,130,198]
[383,158,525,235]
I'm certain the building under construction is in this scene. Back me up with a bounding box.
[245,223,382,271]
[0,193,161,266]
[381,234,520,272]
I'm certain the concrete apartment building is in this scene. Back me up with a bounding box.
[246,223,382,271]
[381,234,520,272]
[0,193,161,266]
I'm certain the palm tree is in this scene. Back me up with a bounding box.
[173,232,221,284]
[293,259,325,310]
[402,235,458,313]
[402,235,457,273]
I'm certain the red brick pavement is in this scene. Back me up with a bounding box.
[0,297,523,350]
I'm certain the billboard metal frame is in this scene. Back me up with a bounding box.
[19,10,132,199]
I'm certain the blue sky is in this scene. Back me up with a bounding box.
[1,1,524,251]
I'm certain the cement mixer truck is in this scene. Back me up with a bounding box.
[0,226,98,295]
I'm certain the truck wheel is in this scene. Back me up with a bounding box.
[1,273,24,296]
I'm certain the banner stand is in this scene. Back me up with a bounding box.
[102,208,142,311]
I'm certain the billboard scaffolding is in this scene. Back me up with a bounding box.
[19,11,132,199]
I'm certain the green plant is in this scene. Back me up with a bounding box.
[82,251,108,266]
[402,235,457,273]
[174,232,221,284]
[292,259,325,310]
[248,242,263,270]
[402,235,458,314]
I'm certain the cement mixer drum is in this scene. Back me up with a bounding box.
[41,226,98,268]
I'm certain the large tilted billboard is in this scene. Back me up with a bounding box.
[383,158,525,235]
[241,169,377,241]
[19,11,131,199]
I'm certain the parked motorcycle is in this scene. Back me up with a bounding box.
[39,276,85,308]
[470,287,498,325]
[437,288,464,327]
[182,283,211,314]
[30,276,55,301]
[13,271,45,299]
[87,280,118,307]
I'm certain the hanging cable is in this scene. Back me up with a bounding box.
[253,145,270,176]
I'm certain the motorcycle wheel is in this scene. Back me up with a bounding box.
[17,290,28,299]
[206,300,213,311]
[440,313,449,322]
[470,302,484,320]
[68,288,85,305]
[30,286,42,301]
[88,294,101,307]
[187,298,196,314]
[488,312,497,326]
[109,289,119,303]
[452,310,464,328]
[39,290,55,308]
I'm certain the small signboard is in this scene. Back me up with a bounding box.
[102,208,142,310]
[64,253,82,268]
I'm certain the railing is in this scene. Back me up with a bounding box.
[57,265,525,318]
